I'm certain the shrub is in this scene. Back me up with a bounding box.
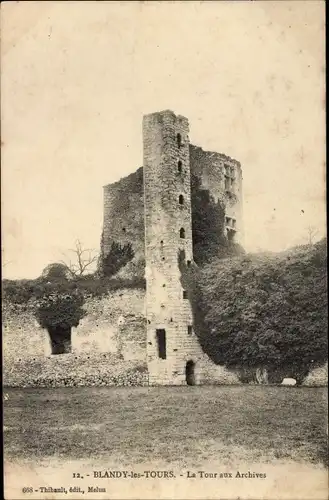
[180,239,328,384]
[100,241,135,277]
[34,289,85,330]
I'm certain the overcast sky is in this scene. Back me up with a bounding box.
[2,1,326,279]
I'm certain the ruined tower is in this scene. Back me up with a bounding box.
[143,110,201,385]
[101,109,244,385]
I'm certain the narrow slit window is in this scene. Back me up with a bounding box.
[179,194,184,205]
[178,160,183,173]
[227,229,236,243]
[183,290,188,299]
[156,329,166,359]
[177,133,182,148]
[180,228,185,239]
[187,260,191,267]
[187,325,193,335]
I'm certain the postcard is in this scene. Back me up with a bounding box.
[2,1,327,499]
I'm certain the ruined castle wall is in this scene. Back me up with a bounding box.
[102,167,145,264]
[189,144,243,243]
[101,144,244,268]
[3,289,146,387]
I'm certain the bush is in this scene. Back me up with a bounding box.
[34,289,85,330]
[180,239,328,384]
[99,241,135,277]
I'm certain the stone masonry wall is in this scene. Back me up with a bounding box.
[143,110,223,385]
[3,287,326,387]
[101,124,244,270]
[189,144,244,244]
[3,289,147,387]
[102,167,145,267]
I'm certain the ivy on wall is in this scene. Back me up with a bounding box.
[179,239,328,385]
[3,240,145,344]
[190,173,244,265]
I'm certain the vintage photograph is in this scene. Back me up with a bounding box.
[2,1,327,499]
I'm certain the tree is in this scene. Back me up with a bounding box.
[61,240,98,277]
[306,225,319,245]
[99,241,134,277]
[181,239,327,384]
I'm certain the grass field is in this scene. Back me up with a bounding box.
[4,385,328,467]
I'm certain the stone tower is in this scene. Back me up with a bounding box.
[143,110,201,385]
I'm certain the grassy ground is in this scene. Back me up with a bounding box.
[4,386,328,467]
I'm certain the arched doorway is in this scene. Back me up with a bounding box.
[186,360,196,386]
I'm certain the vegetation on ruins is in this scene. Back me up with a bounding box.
[179,238,327,384]
[99,241,135,278]
[2,240,144,345]
[190,174,244,264]
[60,239,99,277]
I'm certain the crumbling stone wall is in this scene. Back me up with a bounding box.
[102,167,145,271]
[5,355,148,388]
[101,117,244,270]
[3,289,146,387]
[189,144,243,244]
[100,109,245,385]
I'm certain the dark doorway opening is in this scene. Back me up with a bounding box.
[186,360,196,386]
[47,326,72,354]
[156,329,167,359]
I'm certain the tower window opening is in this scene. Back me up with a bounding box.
[179,194,184,205]
[177,133,182,148]
[227,228,236,243]
[225,176,230,191]
[180,228,185,239]
[183,290,188,299]
[188,325,193,335]
[187,260,191,267]
[122,227,126,233]
[160,240,164,245]
[156,329,167,359]
[178,160,183,173]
